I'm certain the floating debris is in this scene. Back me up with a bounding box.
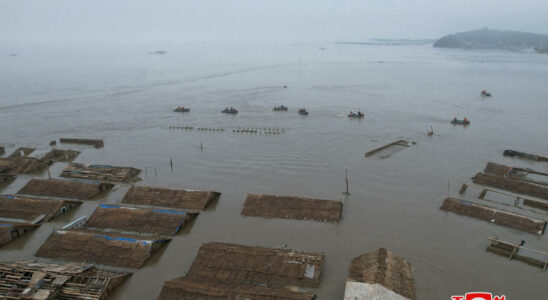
[0,261,130,300]
[242,194,342,223]
[344,248,415,300]
[60,138,104,148]
[17,178,113,200]
[122,186,220,211]
[365,140,410,159]
[440,197,546,235]
[61,163,141,183]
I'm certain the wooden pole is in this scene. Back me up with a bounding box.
[344,169,350,195]
[170,159,173,172]
[47,167,51,179]
[201,143,203,153]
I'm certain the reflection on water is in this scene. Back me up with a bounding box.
[1,42,548,299]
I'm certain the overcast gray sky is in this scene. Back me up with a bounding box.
[1,0,547,44]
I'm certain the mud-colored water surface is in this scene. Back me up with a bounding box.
[1,42,548,299]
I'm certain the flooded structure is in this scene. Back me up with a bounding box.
[365,140,410,159]
[0,174,16,189]
[157,242,323,299]
[0,146,4,155]
[36,229,170,268]
[61,163,141,182]
[42,148,81,162]
[0,195,82,223]
[472,171,548,201]
[0,261,130,299]
[504,149,548,162]
[0,156,49,174]
[344,248,415,300]
[17,178,114,200]
[0,221,39,246]
[8,147,35,158]
[186,242,324,287]
[158,277,315,300]
[60,138,104,148]
[122,186,220,210]
[242,194,342,222]
[486,237,548,270]
[440,197,546,235]
[86,204,197,235]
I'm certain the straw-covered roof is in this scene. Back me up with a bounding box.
[42,148,81,162]
[440,197,546,235]
[348,248,415,300]
[0,195,82,222]
[158,276,315,300]
[122,186,220,210]
[187,242,324,288]
[0,261,130,300]
[17,178,113,200]
[473,172,548,200]
[8,147,35,158]
[241,194,342,222]
[86,204,196,235]
[0,221,39,246]
[61,163,141,182]
[0,157,49,174]
[0,174,16,189]
[35,229,170,268]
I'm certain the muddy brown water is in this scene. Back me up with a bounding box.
[1,42,548,299]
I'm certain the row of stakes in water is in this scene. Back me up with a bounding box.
[169,126,284,134]
[233,127,284,135]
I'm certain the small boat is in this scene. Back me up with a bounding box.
[173,106,190,112]
[481,90,492,97]
[451,118,470,125]
[273,105,288,111]
[298,108,308,115]
[222,107,238,114]
[348,112,364,119]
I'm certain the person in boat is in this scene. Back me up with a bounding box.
[358,111,363,117]
[463,117,468,123]
[453,117,457,122]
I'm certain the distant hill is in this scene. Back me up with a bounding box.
[434,28,548,50]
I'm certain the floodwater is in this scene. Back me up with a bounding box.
[1,42,548,299]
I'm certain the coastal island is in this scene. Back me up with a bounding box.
[434,28,548,51]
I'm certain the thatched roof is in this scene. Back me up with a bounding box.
[347,248,415,300]
[241,194,342,222]
[86,204,197,235]
[187,242,324,288]
[473,172,548,200]
[8,147,35,158]
[35,229,170,268]
[158,276,315,300]
[0,157,49,174]
[0,221,39,246]
[61,163,141,182]
[0,195,82,222]
[0,146,4,155]
[0,174,16,189]
[440,197,546,235]
[60,138,104,148]
[122,186,220,210]
[42,148,81,162]
[0,261,130,300]
[17,178,113,200]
